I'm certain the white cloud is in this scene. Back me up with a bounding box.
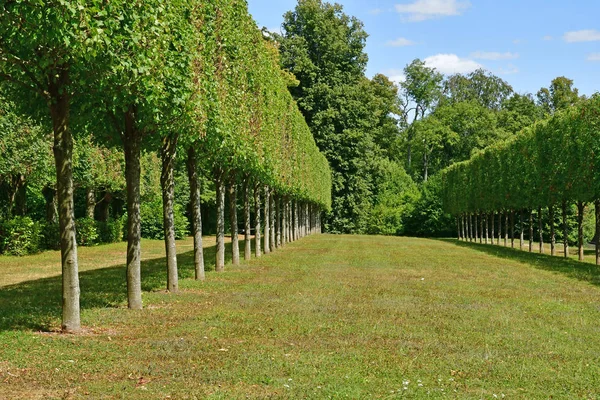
[512,39,524,45]
[386,37,416,47]
[369,8,384,15]
[423,54,482,74]
[395,0,470,22]
[471,51,519,60]
[587,53,600,61]
[382,69,407,85]
[497,64,519,75]
[543,35,553,41]
[564,29,600,43]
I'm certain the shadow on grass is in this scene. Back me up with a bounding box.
[440,239,600,287]
[0,240,246,332]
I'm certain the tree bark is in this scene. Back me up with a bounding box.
[186,147,204,281]
[485,213,489,244]
[269,191,275,250]
[282,197,288,244]
[50,75,80,332]
[562,200,569,258]
[528,209,533,252]
[479,212,483,244]
[254,184,262,257]
[98,192,112,222]
[519,210,523,250]
[276,195,282,248]
[504,211,508,247]
[577,201,585,261]
[243,178,251,261]
[85,187,95,219]
[490,212,495,245]
[229,179,240,266]
[123,107,143,310]
[42,186,58,224]
[498,212,502,245]
[538,206,544,254]
[161,134,178,292]
[596,200,600,266]
[510,210,515,249]
[549,204,556,256]
[461,214,466,241]
[215,170,226,272]
[263,186,270,254]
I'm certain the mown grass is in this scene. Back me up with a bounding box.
[2,235,600,399]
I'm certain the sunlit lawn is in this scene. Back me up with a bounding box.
[1,234,600,399]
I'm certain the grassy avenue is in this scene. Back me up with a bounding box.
[1,235,600,398]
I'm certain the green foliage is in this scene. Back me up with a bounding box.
[140,200,189,241]
[97,219,125,244]
[0,217,41,256]
[404,175,456,237]
[40,222,61,251]
[76,218,99,247]
[367,160,419,236]
[442,95,600,219]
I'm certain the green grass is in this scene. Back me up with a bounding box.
[2,235,600,399]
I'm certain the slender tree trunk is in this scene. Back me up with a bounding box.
[538,206,544,254]
[462,214,466,240]
[161,134,179,292]
[243,178,251,261]
[498,212,502,245]
[264,186,270,254]
[269,191,275,250]
[490,212,495,245]
[595,200,600,266]
[510,210,515,249]
[186,147,204,281]
[456,217,460,240]
[504,211,508,247]
[276,195,282,248]
[479,213,483,244]
[485,213,489,244]
[282,197,288,244]
[123,108,143,310]
[519,210,523,250]
[528,209,533,252]
[254,184,262,257]
[85,187,95,219]
[549,204,556,256]
[229,179,240,266]
[215,170,226,271]
[563,200,569,258]
[577,201,585,261]
[467,214,472,242]
[50,78,80,332]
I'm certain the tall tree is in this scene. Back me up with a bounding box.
[537,76,581,115]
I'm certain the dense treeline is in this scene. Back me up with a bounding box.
[442,95,600,263]
[0,0,330,332]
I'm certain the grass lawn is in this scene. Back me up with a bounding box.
[1,235,600,399]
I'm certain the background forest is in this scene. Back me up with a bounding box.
[0,0,594,258]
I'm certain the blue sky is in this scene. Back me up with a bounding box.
[247,0,599,97]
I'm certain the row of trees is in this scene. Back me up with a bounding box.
[0,0,331,332]
[442,95,600,264]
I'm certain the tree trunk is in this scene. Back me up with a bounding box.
[596,200,600,266]
[519,210,523,250]
[49,77,80,332]
[485,213,489,244]
[269,191,275,250]
[276,195,282,248]
[490,212,495,245]
[549,204,556,256]
[123,107,143,310]
[467,214,472,242]
[294,200,299,241]
[263,186,270,254]
[504,211,508,247]
[456,217,460,240]
[229,179,240,266]
[186,147,204,281]
[282,197,288,244]
[85,187,95,219]
[254,184,262,258]
[215,170,226,272]
[498,212,502,245]
[243,178,251,261]
[577,201,585,261]
[98,192,112,222]
[42,186,58,224]
[161,134,178,292]
[538,206,544,254]
[423,151,428,182]
[462,214,466,241]
[510,210,515,249]
[528,209,533,252]
[474,213,478,242]
[562,200,569,258]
